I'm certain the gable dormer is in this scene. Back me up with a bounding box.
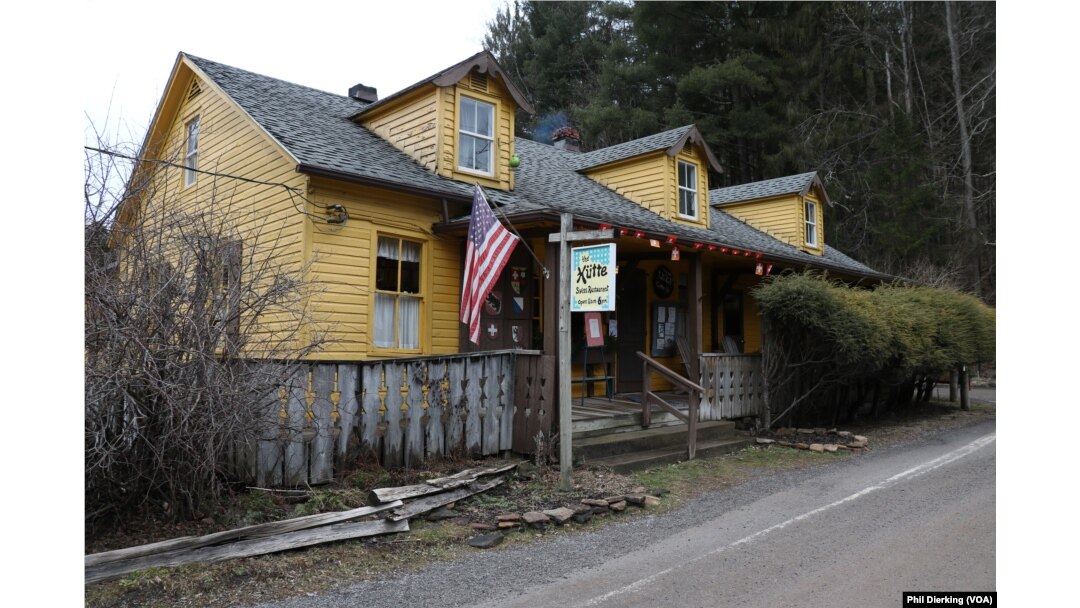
[569,125,722,229]
[352,52,533,192]
[709,172,830,255]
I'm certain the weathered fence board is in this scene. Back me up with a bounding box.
[482,356,501,455]
[309,365,335,484]
[465,357,483,454]
[404,361,426,466]
[284,370,308,486]
[336,364,359,461]
[231,351,545,486]
[382,362,405,467]
[701,354,764,420]
[426,360,447,458]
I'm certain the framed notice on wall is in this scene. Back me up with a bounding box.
[651,302,682,357]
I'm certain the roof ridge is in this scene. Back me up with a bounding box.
[184,53,361,104]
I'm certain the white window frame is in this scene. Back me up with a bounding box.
[457,96,495,176]
[373,235,424,351]
[805,200,818,247]
[677,160,698,220]
[184,117,200,187]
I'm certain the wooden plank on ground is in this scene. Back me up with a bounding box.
[387,475,507,522]
[368,461,520,503]
[86,518,408,584]
[85,500,403,569]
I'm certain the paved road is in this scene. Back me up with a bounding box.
[257,420,995,608]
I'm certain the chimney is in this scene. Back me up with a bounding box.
[552,126,581,153]
[348,83,378,104]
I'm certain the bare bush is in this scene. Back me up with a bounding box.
[85,134,325,528]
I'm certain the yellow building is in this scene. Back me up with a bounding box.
[126,50,888,396]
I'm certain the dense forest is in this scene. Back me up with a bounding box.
[484,1,995,301]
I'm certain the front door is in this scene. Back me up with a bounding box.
[616,267,647,393]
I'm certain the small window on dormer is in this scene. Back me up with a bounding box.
[184,117,200,187]
[805,200,818,247]
[678,160,698,219]
[459,96,494,175]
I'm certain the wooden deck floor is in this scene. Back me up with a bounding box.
[571,392,691,422]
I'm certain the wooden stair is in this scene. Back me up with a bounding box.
[571,417,753,473]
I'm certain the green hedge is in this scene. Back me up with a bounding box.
[754,273,994,377]
[752,272,995,425]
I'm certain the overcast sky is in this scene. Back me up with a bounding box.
[83,0,505,145]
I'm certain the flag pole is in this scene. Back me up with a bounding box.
[477,183,550,279]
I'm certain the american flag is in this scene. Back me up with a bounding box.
[461,185,518,344]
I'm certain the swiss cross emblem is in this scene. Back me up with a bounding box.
[487,323,498,338]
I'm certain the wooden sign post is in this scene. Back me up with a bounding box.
[548,214,614,490]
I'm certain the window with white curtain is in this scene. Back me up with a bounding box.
[458,96,494,175]
[374,236,422,349]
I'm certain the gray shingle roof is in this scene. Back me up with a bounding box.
[185,54,883,280]
[185,54,523,207]
[567,125,695,171]
[709,171,822,205]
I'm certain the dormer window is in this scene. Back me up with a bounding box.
[184,117,200,187]
[678,160,698,219]
[805,200,818,247]
[458,96,494,175]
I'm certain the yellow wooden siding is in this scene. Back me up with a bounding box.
[722,195,802,247]
[305,178,461,360]
[436,74,516,191]
[669,149,709,229]
[582,152,670,217]
[138,65,309,358]
[360,87,439,171]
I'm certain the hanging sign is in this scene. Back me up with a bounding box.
[570,243,616,312]
[755,262,764,276]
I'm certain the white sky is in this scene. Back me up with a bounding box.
[82,0,506,145]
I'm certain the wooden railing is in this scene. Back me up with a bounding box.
[638,351,705,459]
[229,350,555,486]
[700,353,764,421]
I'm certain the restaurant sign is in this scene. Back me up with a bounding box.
[570,243,616,312]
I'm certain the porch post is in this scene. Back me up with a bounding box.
[688,253,702,382]
[557,213,573,490]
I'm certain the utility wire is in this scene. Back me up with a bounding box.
[85,146,332,224]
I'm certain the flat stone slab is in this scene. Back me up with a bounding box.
[756,438,775,445]
[609,500,627,512]
[572,511,593,524]
[495,513,522,522]
[543,507,575,525]
[522,511,551,526]
[581,499,609,508]
[824,444,839,452]
[809,444,825,452]
[603,495,625,504]
[468,533,504,549]
[497,521,520,529]
[571,504,593,515]
[624,493,647,506]
[643,495,661,507]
